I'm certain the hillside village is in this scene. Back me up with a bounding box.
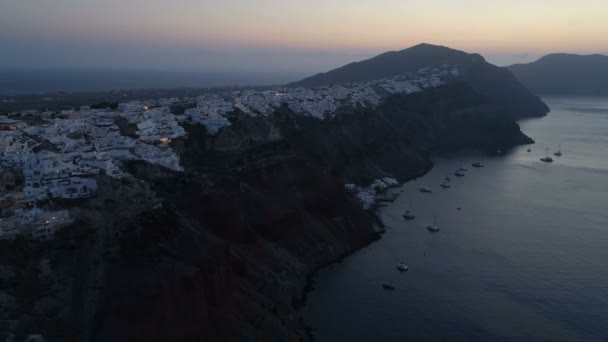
[0,65,459,240]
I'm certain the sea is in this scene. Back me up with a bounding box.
[302,96,608,341]
[0,69,309,96]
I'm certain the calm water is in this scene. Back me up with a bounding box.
[303,96,608,341]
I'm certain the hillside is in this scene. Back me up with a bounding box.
[1,49,539,342]
[0,84,533,341]
[507,53,608,95]
[291,43,549,119]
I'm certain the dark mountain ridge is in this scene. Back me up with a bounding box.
[507,53,608,95]
[292,44,481,86]
[292,43,549,119]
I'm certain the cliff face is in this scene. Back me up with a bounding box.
[276,83,532,184]
[92,159,376,342]
[0,83,536,342]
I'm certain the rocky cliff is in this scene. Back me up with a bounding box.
[1,82,538,342]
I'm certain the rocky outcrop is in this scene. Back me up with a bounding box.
[0,82,538,341]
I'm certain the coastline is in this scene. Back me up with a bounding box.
[0,73,546,340]
[296,161,436,341]
[296,136,538,340]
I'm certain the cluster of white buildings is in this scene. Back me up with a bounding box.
[346,177,400,210]
[0,65,459,239]
[222,65,458,121]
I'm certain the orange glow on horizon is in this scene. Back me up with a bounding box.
[2,0,607,68]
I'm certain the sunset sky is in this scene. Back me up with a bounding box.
[2,0,607,73]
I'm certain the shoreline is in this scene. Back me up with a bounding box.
[296,161,435,341]
[295,134,538,341]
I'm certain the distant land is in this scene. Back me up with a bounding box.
[1,44,549,119]
[0,69,309,96]
[291,43,548,119]
[507,53,608,95]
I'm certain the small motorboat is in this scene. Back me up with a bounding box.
[396,262,409,272]
[440,182,451,189]
[472,162,484,168]
[403,201,415,220]
[417,186,432,193]
[444,176,452,182]
[454,171,465,177]
[383,282,396,290]
[527,148,532,153]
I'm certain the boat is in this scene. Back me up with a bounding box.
[396,262,409,272]
[403,211,416,219]
[444,176,452,182]
[440,182,451,189]
[427,216,440,232]
[454,171,465,177]
[527,148,532,152]
[540,148,554,163]
[403,201,415,220]
[403,210,415,219]
[540,156,554,163]
[458,167,468,172]
[382,282,396,290]
[472,161,484,168]
[553,145,563,157]
[417,186,432,193]
[427,223,440,232]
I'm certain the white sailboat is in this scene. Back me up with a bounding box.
[396,262,409,272]
[427,216,440,232]
[553,144,563,157]
[417,186,432,193]
[540,148,554,163]
[403,201,416,220]
[473,149,485,167]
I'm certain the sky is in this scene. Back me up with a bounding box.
[1,0,607,74]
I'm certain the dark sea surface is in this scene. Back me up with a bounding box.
[0,69,308,96]
[302,97,608,341]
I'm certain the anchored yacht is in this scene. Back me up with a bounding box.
[396,262,409,272]
[540,148,554,163]
[417,186,432,193]
[403,201,416,220]
[427,216,440,232]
